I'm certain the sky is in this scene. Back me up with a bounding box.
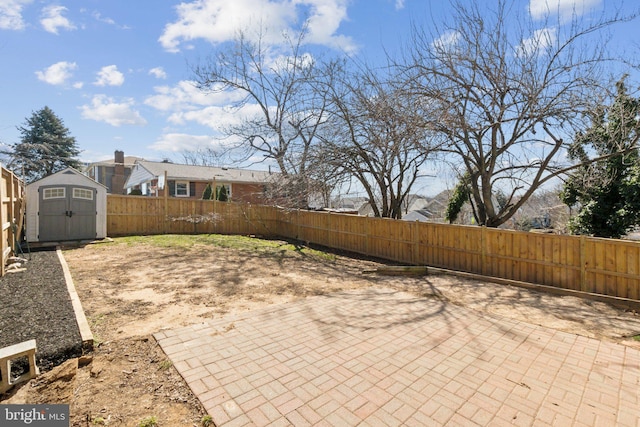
[0,0,638,195]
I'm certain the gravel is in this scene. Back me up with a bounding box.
[0,249,83,372]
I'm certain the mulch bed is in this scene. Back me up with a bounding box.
[0,249,83,373]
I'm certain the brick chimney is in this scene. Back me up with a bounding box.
[112,150,125,194]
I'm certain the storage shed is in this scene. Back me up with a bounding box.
[26,168,107,243]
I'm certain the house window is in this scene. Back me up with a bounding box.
[43,187,65,199]
[73,188,94,200]
[176,181,189,197]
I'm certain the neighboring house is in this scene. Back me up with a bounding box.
[402,190,460,223]
[403,209,434,222]
[510,190,571,231]
[124,160,277,204]
[332,196,369,211]
[85,151,142,194]
[421,190,453,223]
[401,194,431,216]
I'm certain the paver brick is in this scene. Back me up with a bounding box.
[296,404,323,424]
[155,288,640,427]
[284,410,312,427]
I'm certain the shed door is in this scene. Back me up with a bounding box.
[39,185,97,241]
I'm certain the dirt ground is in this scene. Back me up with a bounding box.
[5,235,640,426]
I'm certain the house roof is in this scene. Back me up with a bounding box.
[403,194,430,212]
[402,209,434,222]
[85,156,143,169]
[125,160,277,188]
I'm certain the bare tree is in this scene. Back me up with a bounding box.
[319,67,438,219]
[181,146,227,166]
[398,0,638,227]
[192,26,341,207]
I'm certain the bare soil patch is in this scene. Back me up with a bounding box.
[4,234,640,426]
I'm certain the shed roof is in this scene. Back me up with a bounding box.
[26,167,107,189]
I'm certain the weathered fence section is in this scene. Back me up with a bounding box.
[0,166,24,276]
[106,196,640,301]
[107,195,279,237]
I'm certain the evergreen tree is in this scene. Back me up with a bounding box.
[202,183,214,200]
[445,174,471,224]
[216,185,229,202]
[9,106,81,182]
[561,78,640,238]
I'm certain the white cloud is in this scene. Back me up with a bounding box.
[267,51,315,76]
[80,95,147,127]
[149,133,222,152]
[91,11,114,25]
[167,103,265,131]
[529,0,602,21]
[0,0,32,30]
[40,5,76,34]
[395,0,405,10]
[94,65,124,86]
[149,67,167,79]
[35,61,77,85]
[91,11,131,30]
[516,27,557,57]
[144,80,244,112]
[159,0,355,53]
[431,30,461,52]
[302,0,354,51]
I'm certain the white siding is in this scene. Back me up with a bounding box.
[124,163,154,189]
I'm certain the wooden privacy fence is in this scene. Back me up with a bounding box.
[107,195,279,237]
[0,166,24,276]
[279,210,640,300]
[107,195,640,301]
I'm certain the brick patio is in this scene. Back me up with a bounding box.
[154,288,640,426]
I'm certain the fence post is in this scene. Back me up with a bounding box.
[412,221,419,265]
[481,226,487,276]
[365,216,371,258]
[580,235,587,292]
[0,170,5,277]
[295,209,299,240]
[8,171,14,255]
[163,171,168,234]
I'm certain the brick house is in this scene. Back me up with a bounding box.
[85,150,143,194]
[123,160,277,204]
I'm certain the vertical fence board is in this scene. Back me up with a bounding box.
[628,245,639,300]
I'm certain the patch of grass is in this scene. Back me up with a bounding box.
[138,416,158,427]
[632,334,640,341]
[201,415,214,427]
[113,234,336,261]
[89,314,106,346]
[158,359,173,370]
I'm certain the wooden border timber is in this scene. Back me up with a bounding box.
[427,266,640,312]
[57,248,94,350]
